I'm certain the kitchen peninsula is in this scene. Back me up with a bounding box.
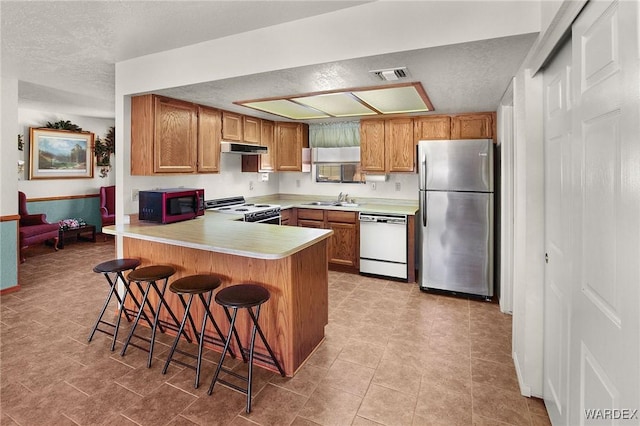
[103,211,332,377]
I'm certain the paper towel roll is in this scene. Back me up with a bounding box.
[365,174,389,182]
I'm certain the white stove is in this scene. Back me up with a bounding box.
[204,196,281,224]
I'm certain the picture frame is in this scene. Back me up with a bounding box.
[29,127,94,179]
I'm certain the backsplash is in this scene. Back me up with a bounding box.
[277,170,418,201]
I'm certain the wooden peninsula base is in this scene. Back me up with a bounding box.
[122,236,328,377]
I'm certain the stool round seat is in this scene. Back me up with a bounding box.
[170,275,222,294]
[128,265,176,282]
[215,284,270,308]
[93,258,140,274]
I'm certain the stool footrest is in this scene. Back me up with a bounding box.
[170,352,200,371]
[214,366,250,394]
[93,324,116,338]
[200,333,228,350]
[239,348,281,369]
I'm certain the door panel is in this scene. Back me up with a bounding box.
[569,1,640,423]
[543,38,572,425]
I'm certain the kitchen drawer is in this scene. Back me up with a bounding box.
[297,208,324,221]
[326,210,356,224]
[298,219,324,229]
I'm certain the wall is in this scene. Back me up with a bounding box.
[511,67,544,398]
[17,108,115,196]
[0,77,19,291]
[540,1,564,34]
[123,154,279,215]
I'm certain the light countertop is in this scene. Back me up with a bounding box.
[249,194,419,216]
[103,211,332,260]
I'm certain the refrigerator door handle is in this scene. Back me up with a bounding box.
[420,191,427,227]
[419,153,427,189]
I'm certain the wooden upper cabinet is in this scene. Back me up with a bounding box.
[243,116,261,144]
[131,95,198,175]
[275,122,308,172]
[385,118,415,172]
[152,96,198,174]
[451,113,494,139]
[197,106,221,173]
[360,119,386,173]
[414,116,451,140]
[241,119,276,173]
[259,120,276,171]
[222,111,243,141]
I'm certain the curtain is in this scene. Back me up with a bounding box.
[309,121,360,147]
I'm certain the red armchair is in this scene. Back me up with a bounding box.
[100,186,115,238]
[18,191,59,263]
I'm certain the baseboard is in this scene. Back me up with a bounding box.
[512,350,532,397]
[0,285,21,295]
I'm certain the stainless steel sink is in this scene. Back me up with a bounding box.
[306,201,338,206]
[305,201,360,207]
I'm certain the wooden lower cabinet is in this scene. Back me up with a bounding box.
[327,221,358,268]
[296,209,358,270]
[297,219,324,229]
[280,208,293,226]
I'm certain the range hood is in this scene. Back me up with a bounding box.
[221,141,268,155]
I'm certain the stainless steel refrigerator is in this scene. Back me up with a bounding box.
[418,139,494,298]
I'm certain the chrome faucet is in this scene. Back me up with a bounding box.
[338,192,348,202]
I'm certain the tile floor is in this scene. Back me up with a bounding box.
[1,238,550,426]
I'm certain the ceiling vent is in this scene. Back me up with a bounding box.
[369,67,409,81]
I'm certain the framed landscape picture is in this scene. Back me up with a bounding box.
[29,127,94,179]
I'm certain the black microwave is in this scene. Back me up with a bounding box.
[138,188,205,224]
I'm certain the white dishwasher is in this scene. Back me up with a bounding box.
[359,212,408,280]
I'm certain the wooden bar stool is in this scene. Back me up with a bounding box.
[120,265,187,368]
[162,274,236,388]
[207,284,285,413]
[89,258,142,351]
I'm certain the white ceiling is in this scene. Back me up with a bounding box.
[1,1,537,121]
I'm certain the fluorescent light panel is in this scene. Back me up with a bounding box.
[236,83,432,119]
[352,86,430,114]
[293,93,377,117]
[243,100,329,119]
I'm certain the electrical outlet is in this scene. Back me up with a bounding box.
[261,173,269,182]
[249,181,254,191]
[131,188,139,201]
[296,179,301,188]
[395,182,401,191]
[371,182,377,190]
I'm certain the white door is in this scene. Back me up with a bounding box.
[569,0,640,424]
[543,38,573,425]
